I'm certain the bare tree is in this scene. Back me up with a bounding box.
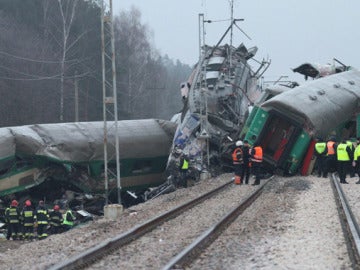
[56,0,78,121]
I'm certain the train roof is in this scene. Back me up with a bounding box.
[261,69,360,136]
[1,119,177,162]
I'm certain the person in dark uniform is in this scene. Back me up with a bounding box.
[250,143,263,185]
[5,200,22,240]
[353,138,360,184]
[314,137,327,177]
[34,200,49,240]
[179,153,189,188]
[241,140,251,184]
[324,136,337,177]
[21,200,35,240]
[62,207,76,231]
[49,205,64,234]
[336,139,353,184]
[232,141,243,184]
[346,138,355,178]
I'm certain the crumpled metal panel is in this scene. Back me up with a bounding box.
[262,69,360,136]
[7,119,177,162]
[0,128,15,159]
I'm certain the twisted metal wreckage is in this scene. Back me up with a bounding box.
[0,119,177,209]
[144,21,271,200]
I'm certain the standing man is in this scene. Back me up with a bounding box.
[346,138,356,177]
[62,207,76,231]
[34,200,49,240]
[49,205,64,234]
[250,143,263,185]
[336,139,353,184]
[241,140,251,184]
[354,138,360,184]
[232,141,243,184]
[5,200,22,240]
[4,205,11,240]
[314,137,327,177]
[324,136,337,177]
[21,200,35,240]
[179,153,189,188]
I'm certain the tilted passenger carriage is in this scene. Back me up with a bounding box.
[245,68,360,175]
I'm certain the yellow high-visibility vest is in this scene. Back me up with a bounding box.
[337,143,350,161]
[182,159,189,169]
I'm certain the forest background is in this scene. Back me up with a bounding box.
[0,0,191,126]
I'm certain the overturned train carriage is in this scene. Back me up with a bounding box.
[245,68,360,175]
[0,119,177,197]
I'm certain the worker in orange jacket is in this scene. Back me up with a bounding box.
[232,141,244,184]
[250,143,263,185]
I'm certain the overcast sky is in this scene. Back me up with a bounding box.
[113,0,360,83]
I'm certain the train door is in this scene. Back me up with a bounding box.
[259,111,301,174]
[261,116,295,163]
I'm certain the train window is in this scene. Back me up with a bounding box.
[131,160,152,174]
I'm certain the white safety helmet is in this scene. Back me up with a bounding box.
[235,140,243,147]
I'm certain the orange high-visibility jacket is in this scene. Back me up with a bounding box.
[232,148,243,164]
[251,146,263,163]
[326,141,335,155]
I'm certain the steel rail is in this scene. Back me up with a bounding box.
[49,179,234,270]
[162,177,273,270]
[330,173,360,269]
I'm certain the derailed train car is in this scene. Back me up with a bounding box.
[239,82,298,139]
[244,68,360,175]
[0,119,176,201]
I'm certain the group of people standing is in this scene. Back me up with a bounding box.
[4,199,76,241]
[314,137,360,184]
[232,140,263,185]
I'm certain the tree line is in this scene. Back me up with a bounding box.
[0,0,192,126]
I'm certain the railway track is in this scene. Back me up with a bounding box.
[3,174,356,269]
[49,178,271,270]
[162,178,271,270]
[330,173,360,269]
[48,178,246,269]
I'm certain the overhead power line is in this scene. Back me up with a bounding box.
[0,50,79,64]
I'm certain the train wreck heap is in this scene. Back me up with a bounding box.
[144,21,270,200]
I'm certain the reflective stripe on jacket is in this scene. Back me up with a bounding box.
[22,206,34,227]
[6,207,20,224]
[35,207,49,225]
[50,211,63,227]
